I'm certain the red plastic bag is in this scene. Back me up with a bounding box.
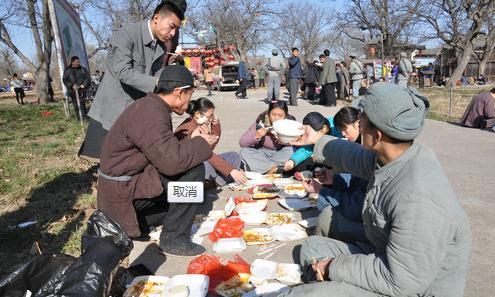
[187,254,250,294]
[234,196,255,205]
[209,217,245,243]
[226,254,251,275]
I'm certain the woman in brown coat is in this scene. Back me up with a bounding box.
[175,97,247,186]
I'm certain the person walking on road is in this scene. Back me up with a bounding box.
[235,57,250,99]
[10,73,25,105]
[203,64,214,96]
[266,49,285,101]
[258,65,266,87]
[288,47,302,106]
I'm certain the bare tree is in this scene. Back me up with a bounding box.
[268,1,334,61]
[476,12,495,76]
[0,0,54,103]
[411,0,495,85]
[185,0,274,58]
[72,0,156,58]
[0,46,17,76]
[338,0,421,58]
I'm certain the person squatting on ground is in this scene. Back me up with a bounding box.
[97,65,218,258]
[281,83,470,297]
[460,87,495,130]
[239,101,295,174]
[174,97,247,186]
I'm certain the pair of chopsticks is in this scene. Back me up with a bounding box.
[312,257,326,282]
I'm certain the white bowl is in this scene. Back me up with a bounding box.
[273,119,304,144]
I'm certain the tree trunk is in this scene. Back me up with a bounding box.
[37,58,51,104]
[27,0,53,104]
[478,45,494,76]
[449,45,473,87]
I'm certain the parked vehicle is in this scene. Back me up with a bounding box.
[213,62,240,91]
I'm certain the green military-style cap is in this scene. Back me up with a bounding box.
[359,83,430,141]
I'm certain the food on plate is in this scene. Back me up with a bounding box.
[249,184,279,194]
[124,279,168,297]
[263,173,282,180]
[252,192,279,199]
[294,171,314,181]
[215,275,254,297]
[265,213,294,225]
[285,184,305,191]
[283,184,307,197]
[243,228,274,245]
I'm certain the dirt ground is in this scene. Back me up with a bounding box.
[126,86,495,297]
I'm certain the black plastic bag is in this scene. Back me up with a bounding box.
[0,209,133,297]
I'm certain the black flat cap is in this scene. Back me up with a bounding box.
[157,65,194,89]
[163,0,187,20]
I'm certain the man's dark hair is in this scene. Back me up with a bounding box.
[13,73,18,77]
[319,54,325,59]
[70,56,79,63]
[292,47,299,52]
[153,2,180,18]
[155,82,191,96]
[323,49,330,57]
[490,87,495,93]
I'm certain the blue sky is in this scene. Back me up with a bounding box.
[10,0,348,63]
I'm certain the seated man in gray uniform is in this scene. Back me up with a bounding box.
[281,83,470,297]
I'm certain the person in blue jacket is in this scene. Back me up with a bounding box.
[283,112,341,173]
[235,57,250,99]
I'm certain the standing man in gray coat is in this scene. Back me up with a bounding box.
[349,55,364,100]
[287,47,302,106]
[319,49,337,106]
[266,49,285,102]
[282,83,470,297]
[79,0,186,162]
[397,52,413,86]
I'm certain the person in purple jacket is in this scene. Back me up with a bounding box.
[239,101,295,173]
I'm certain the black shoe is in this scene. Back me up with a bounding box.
[159,239,206,258]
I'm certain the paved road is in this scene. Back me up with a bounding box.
[129,87,495,297]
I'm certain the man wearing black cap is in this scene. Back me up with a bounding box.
[97,65,217,257]
[79,0,187,163]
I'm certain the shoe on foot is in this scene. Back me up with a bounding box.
[159,238,206,258]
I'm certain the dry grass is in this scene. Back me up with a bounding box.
[0,97,96,271]
[420,84,495,121]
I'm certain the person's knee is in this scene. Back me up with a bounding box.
[316,206,337,237]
